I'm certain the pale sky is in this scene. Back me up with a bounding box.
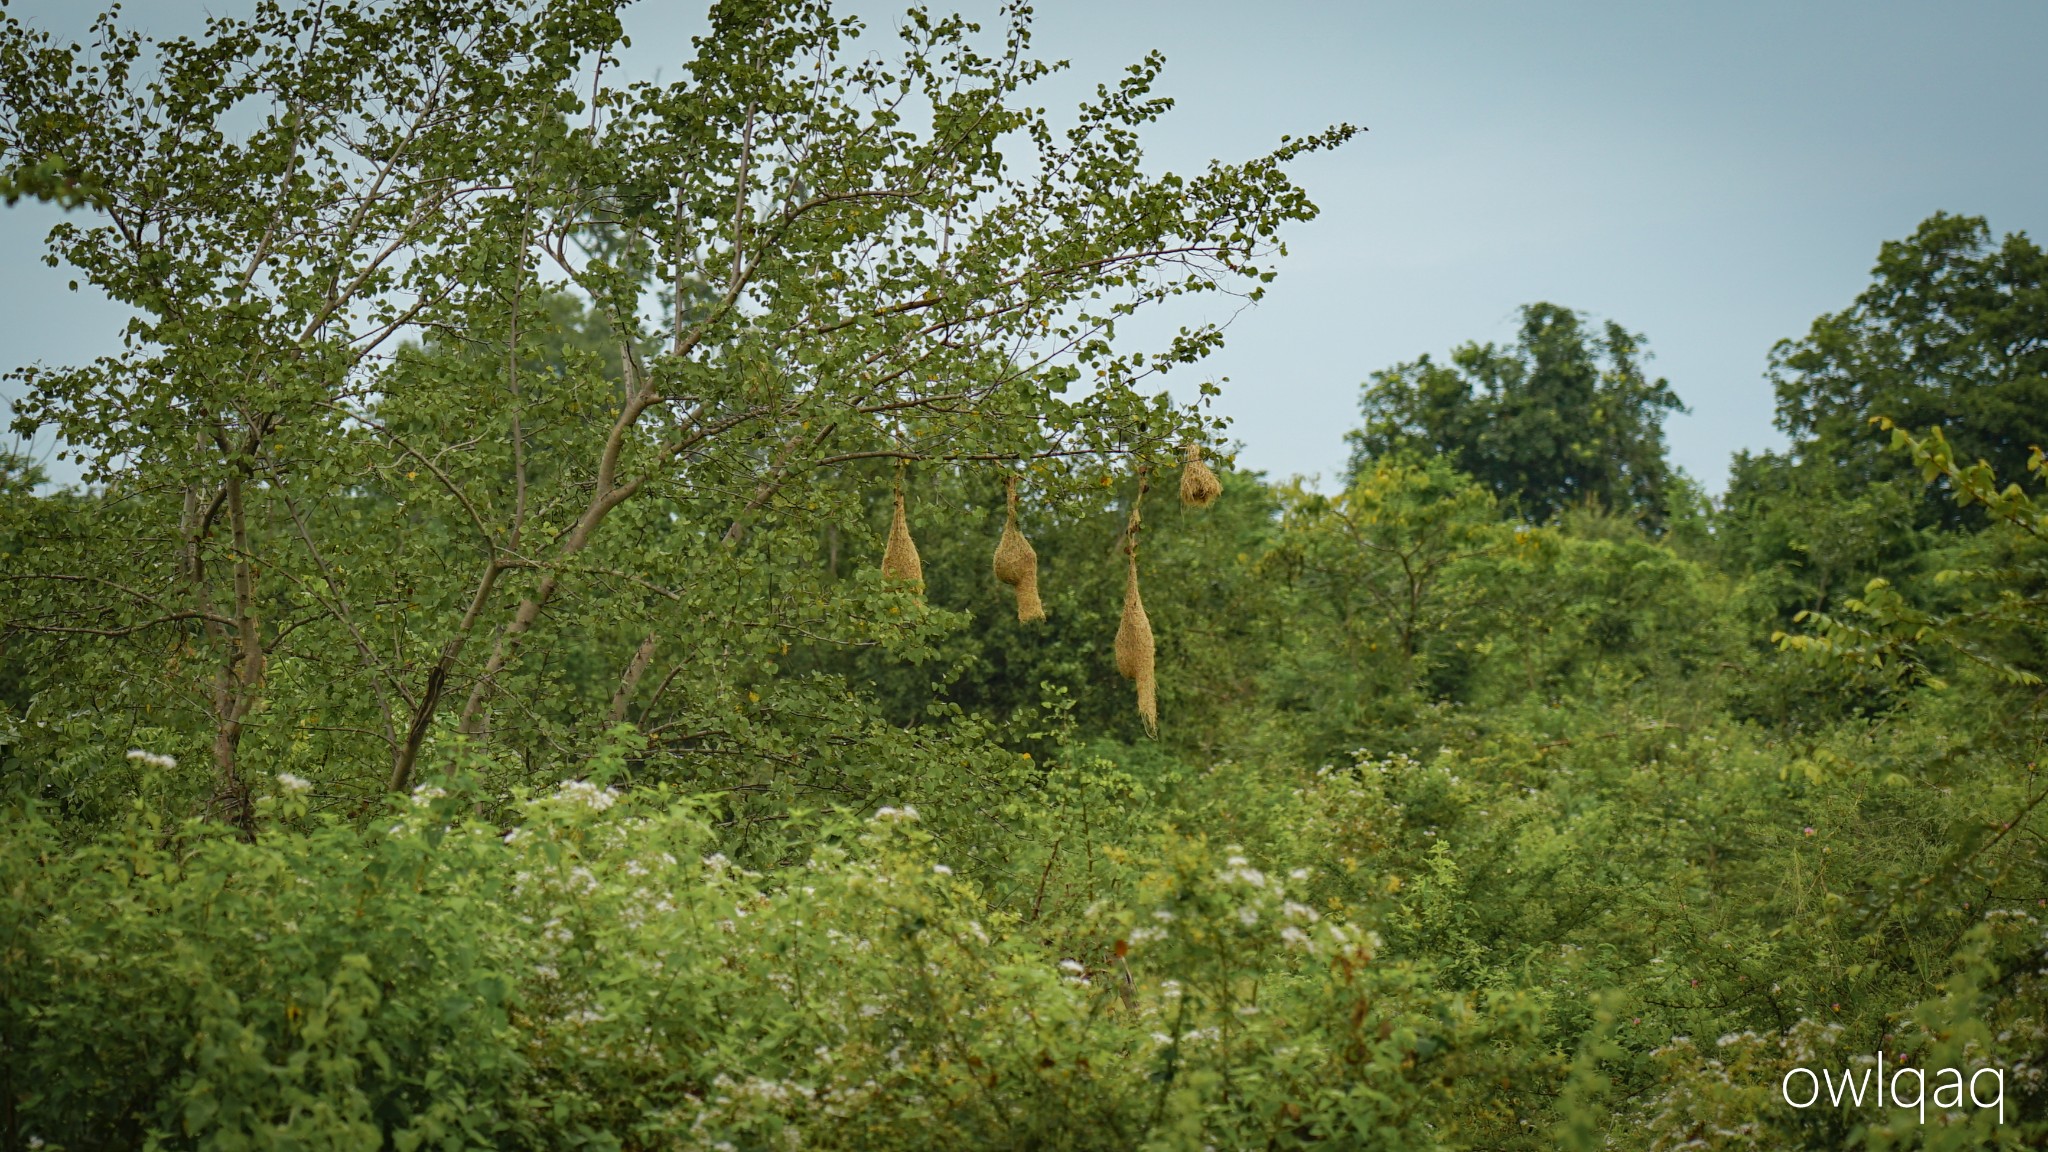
[6,1,2046,491]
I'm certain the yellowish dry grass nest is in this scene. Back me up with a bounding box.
[991,482,1045,623]
[881,489,923,590]
[1114,551,1157,736]
[1180,444,1222,508]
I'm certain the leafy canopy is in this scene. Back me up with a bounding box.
[0,0,1351,838]
[1771,211,2048,486]
[1347,302,1687,529]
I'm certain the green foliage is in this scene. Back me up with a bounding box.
[1282,459,1499,666]
[1257,460,1498,751]
[1347,303,1688,529]
[5,4,2048,1148]
[1770,213,2048,494]
[815,457,1290,755]
[0,0,1349,834]
[1,769,1530,1150]
[1774,423,2048,691]
[1718,449,1933,625]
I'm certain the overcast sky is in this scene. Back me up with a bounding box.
[5,1,2046,490]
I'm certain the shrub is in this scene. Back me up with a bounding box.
[0,771,1532,1150]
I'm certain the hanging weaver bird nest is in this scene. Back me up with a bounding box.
[1114,481,1158,737]
[992,475,1046,623]
[1115,550,1157,736]
[1180,443,1222,508]
[881,486,924,590]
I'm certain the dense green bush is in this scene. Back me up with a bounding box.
[1,758,1545,1150]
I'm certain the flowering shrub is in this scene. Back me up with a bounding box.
[0,776,1531,1150]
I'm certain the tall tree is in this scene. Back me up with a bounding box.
[1717,213,2048,618]
[0,0,1351,828]
[1347,303,1687,528]
[1769,211,2048,488]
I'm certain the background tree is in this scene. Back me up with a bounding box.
[1347,302,1688,529]
[1717,212,2048,637]
[1769,211,2048,492]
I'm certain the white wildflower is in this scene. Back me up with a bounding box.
[551,779,617,811]
[274,772,313,794]
[125,748,177,770]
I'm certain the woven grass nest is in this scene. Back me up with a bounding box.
[880,488,923,590]
[1114,549,1157,736]
[991,477,1045,623]
[1180,443,1222,508]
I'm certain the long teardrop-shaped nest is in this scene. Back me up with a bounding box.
[881,488,924,591]
[1112,475,1159,737]
[1114,550,1157,737]
[1180,443,1222,508]
[991,478,1046,623]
